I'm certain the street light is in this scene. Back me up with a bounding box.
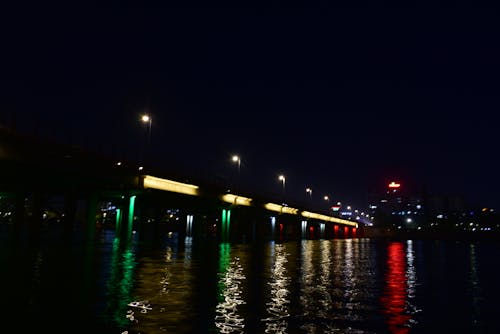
[324,195,329,201]
[141,114,152,139]
[140,114,152,166]
[306,187,312,200]
[232,155,241,175]
[278,175,286,201]
[232,155,241,192]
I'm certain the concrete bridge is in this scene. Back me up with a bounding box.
[0,126,360,243]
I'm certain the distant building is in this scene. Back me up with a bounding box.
[367,181,424,229]
[367,181,470,230]
[425,194,467,218]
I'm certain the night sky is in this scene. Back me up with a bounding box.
[2,2,500,211]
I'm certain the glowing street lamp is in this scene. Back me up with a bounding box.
[232,155,241,175]
[141,114,152,140]
[278,175,286,199]
[323,195,329,202]
[306,187,312,200]
[232,155,241,192]
[140,114,153,166]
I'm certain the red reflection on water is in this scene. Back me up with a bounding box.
[352,227,357,237]
[380,242,411,334]
[344,226,349,237]
[334,225,339,237]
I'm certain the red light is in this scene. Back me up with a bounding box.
[388,181,401,188]
[380,242,411,333]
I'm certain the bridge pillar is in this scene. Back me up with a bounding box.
[343,226,349,238]
[185,214,194,237]
[219,208,231,242]
[320,223,326,239]
[117,195,135,241]
[301,220,308,239]
[333,224,339,238]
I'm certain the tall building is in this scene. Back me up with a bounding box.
[368,181,424,230]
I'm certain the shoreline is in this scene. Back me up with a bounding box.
[360,227,500,242]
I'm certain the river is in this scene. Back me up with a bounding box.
[1,222,499,333]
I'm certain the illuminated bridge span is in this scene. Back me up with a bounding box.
[128,174,359,242]
[0,127,360,242]
[142,174,356,226]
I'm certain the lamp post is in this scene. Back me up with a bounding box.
[232,155,241,192]
[306,187,312,202]
[278,175,286,203]
[140,114,152,166]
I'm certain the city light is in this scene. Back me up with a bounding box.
[388,181,401,188]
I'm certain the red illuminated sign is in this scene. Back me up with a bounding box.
[388,181,401,188]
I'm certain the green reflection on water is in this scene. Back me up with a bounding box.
[105,237,137,328]
[217,243,231,302]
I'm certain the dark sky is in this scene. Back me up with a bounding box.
[2,2,500,211]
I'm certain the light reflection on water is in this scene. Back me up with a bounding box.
[262,242,290,333]
[380,242,415,334]
[4,224,500,334]
[300,239,379,333]
[215,243,246,333]
[124,234,195,333]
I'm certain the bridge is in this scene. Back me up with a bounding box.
[0,126,361,242]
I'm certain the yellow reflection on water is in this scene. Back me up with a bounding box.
[124,234,194,333]
[262,242,291,333]
[215,243,246,333]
